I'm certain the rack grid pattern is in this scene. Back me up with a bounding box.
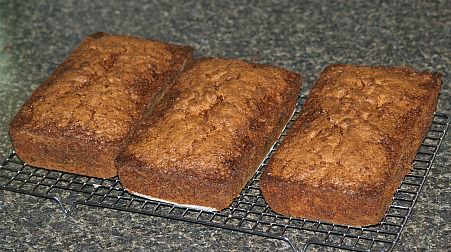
[1,99,448,251]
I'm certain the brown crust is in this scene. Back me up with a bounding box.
[116,57,302,210]
[260,64,441,226]
[9,32,194,178]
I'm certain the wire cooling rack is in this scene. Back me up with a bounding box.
[0,97,449,251]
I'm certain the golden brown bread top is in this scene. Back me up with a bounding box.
[10,32,193,144]
[266,64,441,193]
[122,57,301,180]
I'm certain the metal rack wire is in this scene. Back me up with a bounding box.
[0,97,448,251]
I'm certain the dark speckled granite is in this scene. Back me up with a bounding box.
[0,0,449,251]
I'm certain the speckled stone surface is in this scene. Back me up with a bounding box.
[0,0,449,251]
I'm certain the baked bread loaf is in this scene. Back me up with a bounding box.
[9,32,193,178]
[260,64,441,226]
[116,58,301,210]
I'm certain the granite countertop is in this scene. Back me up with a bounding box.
[0,0,449,251]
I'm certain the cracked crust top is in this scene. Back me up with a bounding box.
[10,32,193,145]
[264,64,442,193]
[119,57,301,180]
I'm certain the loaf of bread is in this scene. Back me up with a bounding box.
[116,58,301,210]
[9,32,193,178]
[260,64,441,226]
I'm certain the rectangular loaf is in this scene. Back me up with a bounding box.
[260,64,441,226]
[116,57,302,210]
[9,32,193,178]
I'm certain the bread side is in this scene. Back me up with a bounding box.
[260,64,441,226]
[116,58,301,210]
[9,32,193,178]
